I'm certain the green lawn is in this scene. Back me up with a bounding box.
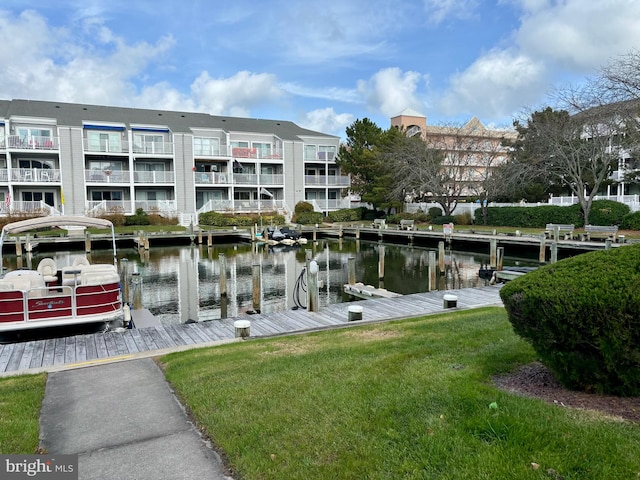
[161,308,640,480]
[0,374,46,454]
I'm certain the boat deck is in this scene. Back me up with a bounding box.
[0,285,504,375]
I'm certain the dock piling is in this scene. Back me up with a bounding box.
[347,257,356,285]
[307,260,319,312]
[497,247,504,271]
[378,245,385,281]
[252,263,261,313]
[539,237,546,263]
[85,231,92,254]
[428,251,437,291]
[219,253,228,297]
[489,238,497,268]
[438,241,445,272]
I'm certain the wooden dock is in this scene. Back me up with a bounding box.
[343,282,402,299]
[0,285,504,376]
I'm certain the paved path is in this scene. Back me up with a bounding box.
[40,358,233,480]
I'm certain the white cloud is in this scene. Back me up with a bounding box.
[298,108,354,137]
[423,0,480,24]
[190,71,284,117]
[515,0,640,71]
[439,49,546,119]
[357,68,428,117]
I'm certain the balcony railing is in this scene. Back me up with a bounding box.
[11,168,61,182]
[4,200,58,215]
[133,200,178,213]
[132,141,173,155]
[233,173,259,184]
[304,151,336,161]
[86,200,133,216]
[259,174,284,185]
[83,139,130,154]
[193,144,230,157]
[197,199,285,213]
[308,198,351,210]
[232,147,283,159]
[304,175,350,187]
[85,170,130,183]
[0,169,7,182]
[133,170,175,183]
[194,172,230,184]
[8,135,59,150]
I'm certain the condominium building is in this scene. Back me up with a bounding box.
[0,99,349,224]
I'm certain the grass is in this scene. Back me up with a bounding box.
[0,374,46,454]
[161,307,640,480]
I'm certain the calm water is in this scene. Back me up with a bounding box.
[3,239,538,326]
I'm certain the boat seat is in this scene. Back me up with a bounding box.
[62,266,85,286]
[0,280,15,291]
[4,271,46,297]
[80,271,120,286]
[37,258,58,284]
[72,256,91,268]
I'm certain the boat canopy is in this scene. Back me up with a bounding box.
[1,215,114,234]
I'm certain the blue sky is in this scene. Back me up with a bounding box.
[1,0,639,137]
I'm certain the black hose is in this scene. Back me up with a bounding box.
[292,267,307,310]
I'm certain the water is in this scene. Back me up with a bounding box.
[3,239,539,325]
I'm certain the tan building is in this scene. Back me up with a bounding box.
[391,108,515,198]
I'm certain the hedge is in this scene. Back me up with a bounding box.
[500,245,640,396]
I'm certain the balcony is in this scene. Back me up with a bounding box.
[86,200,133,216]
[11,168,61,183]
[232,147,283,159]
[133,170,175,184]
[233,173,259,185]
[194,172,230,184]
[0,168,7,182]
[194,144,230,157]
[259,174,284,185]
[8,135,59,150]
[85,170,130,183]
[134,200,178,214]
[197,199,285,213]
[308,198,351,211]
[304,175,350,187]
[133,141,173,155]
[84,138,130,154]
[304,151,336,162]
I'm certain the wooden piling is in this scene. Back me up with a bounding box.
[347,257,356,285]
[355,226,360,240]
[252,263,261,313]
[438,241,445,272]
[605,238,612,250]
[198,230,203,245]
[428,250,437,292]
[25,234,32,253]
[207,231,213,248]
[489,238,497,268]
[131,272,143,310]
[120,259,129,305]
[15,236,22,257]
[219,253,227,297]
[497,247,504,271]
[313,226,317,242]
[85,232,91,254]
[307,260,319,312]
[378,245,385,281]
[539,237,546,263]
[550,241,558,263]
[339,224,343,238]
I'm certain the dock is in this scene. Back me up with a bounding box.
[0,285,504,375]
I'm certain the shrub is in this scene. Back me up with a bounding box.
[588,200,630,226]
[294,201,315,214]
[428,207,443,218]
[453,211,473,225]
[500,245,640,396]
[292,211,323,225]
[97,213,125,227]
[621,211,640,230]
[431,215,455,225]
[125,208,150,226]
[476,204,582,227]
[199,211,284,227]
[327,208,360,223]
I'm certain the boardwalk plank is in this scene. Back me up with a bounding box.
[64,337,77,364]
[146,328,169,350]
[18,341,36,371]
[4,342,25,372]
[42,339,57,367]
[153,327,179,349]
[75,335,87,362]
[136,327,158,350]
[53,338,66,366]
[28,340,46,369]
[103,333,119,357]
[162,325,189,346]
[111,332,130,355]
[84,334,98,360]
[121,331,141,353]
[0,344,15,372]
[128,328,151,352]
[93,334,109,360]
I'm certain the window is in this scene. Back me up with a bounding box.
[194,137,220,156]
[18,159,53,169]
[91,191,123,201]
[134,133,165,153]
[87,131,121,152]
[252,142,271,158]
[21,191,54,206]
[17,127,51,143]
[136,162,166,172]
[304,144,317,160]
[318,145,336,161]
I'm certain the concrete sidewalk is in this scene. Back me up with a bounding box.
[39,359,233,480]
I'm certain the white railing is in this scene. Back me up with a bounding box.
[83,138,130,154]
[85,170,130,183]
[0,168,8,182]
[259,174,284,185]
[193,143,230,157]
[231,147,283,159]
[550,194,640,211]
[86,200,133,215]
[8,135,59,150]
[233,173,259,185]
[311,199,351,211]
[132,141,173,155]
[304,175,350,187]
[133,200,178,213]
[4,200,58,215]
[194,172,230,184]
[133,170,175,183]
[196,199,286,214]
[10,168,61,182]
[304,152,336,161]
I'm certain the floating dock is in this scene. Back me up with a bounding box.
[343,282,402,299]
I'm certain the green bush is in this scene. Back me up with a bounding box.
[428,207,442,218]
[476,204,582,227]
[292,211,323,225]
[199,211,284,227]
[431,215,455,225]
[97,213,125,227]
[621,211,640,230]
[588,200,630,226]
[453,211,473,225]
[327,208,361,223]
[500,245,640,396]
[294,201,315,214]
[125,208,151,226]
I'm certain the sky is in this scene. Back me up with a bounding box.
[0,0,639,138]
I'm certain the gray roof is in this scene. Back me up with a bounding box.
[0,99,338,141]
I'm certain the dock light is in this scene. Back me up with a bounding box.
[309,260,319,274]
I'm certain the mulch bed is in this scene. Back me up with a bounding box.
[493,362,640,423]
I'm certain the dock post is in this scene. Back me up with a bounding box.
[25,233,32,253]
[497,247,504,271]
[428,250,437,291]
[378,245,385,281]
[605,238,612,250]
[308,260,319,312]
[347,257,356,285]
[85,231,92,254]
[539,237,546,263]
[553,225,560,242]
[339,224,343,238]
[198,230,203,245]
[207,231,213,248]
[252,263,261,313]
[120,259,129,305]
[355,226,360,240]
[313,225,317,242]
[489,238,497,268]
[144,233,150,250]
[220,295,228,319]
[550,241,558,263]
[219,253,227,297]
[438,241,445,272]
[131,271,143,310]
[15,236,22,257]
